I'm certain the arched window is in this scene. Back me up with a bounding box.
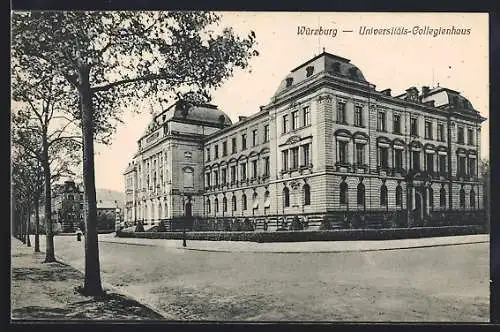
[253,192,258,210]
[357,183,365,206]
[242,194,247,210]
[340,182,348,205]
[264,190,270,209]
[283,187,290,207]
[428,187,434,209]
[232,196,237,211]
[459,188,466,208]
[396,185,402,206]
[214,198,219,213]
[470,189,476,208]
[223,196,228,212]
[440,187,446,208]
[303,184,311,206]
[380,184,388,206]
[207,199,211,214]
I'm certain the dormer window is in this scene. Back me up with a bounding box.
[332,62,340,73]
[306,66,314,77]
[349,67,358,79]
[285,77,293,87]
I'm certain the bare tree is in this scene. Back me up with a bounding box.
[12,11,258,296]
[12,64,81,262]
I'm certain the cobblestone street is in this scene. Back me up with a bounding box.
[27,234,489,321]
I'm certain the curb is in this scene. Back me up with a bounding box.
[51,253,169,320]
[99,240,157,247]
[175,240,489,254]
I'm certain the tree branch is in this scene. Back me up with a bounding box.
[90,73,165,93]
[48,136,82,148]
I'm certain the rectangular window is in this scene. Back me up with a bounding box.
[469,158,476,177]
[425,121,433,139]
[378,146,389,167]
[457,127,464,144]
[468,128,474,145]
[337,102,346,124]
[221,168,227,184]
[291,147,299,169]
[338,141,348,164]
[303,106,310,127]
[264,125,269,142]
[393,114,401,134]
[230,165,236,184]
[302,144,310,166]
[214,170,219,186]
[251,160,258,179]
[292,110,299,130]
[206,147,210,161]
[263,157,270,177]
[355,143,365,165]
[242,134,247,150]
[410,118,418,136]
[205,173,211,187]
[214,145,219,159]
[222,141,227,156]
[395,149,403,169]
[439,155,446,174]
[377,111,386,132]
[437,124,444,141]
[354,105,362,127]
[232,137,237,154]
[282,150,289,171]
[412,150,420,170]
[240,163,247,181]
[252,129,258,146]
[282,114,289,133]
[426,153,434,172]
[458,156,466,175]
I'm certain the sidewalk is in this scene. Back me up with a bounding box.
[10,238,164,320]
[100,233,489,253]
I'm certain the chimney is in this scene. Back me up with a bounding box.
[421,86,430,96]
[238,116,248,122]
[380,89,391,96]
[405,87,419,101]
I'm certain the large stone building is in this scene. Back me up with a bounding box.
[123,51,486,231]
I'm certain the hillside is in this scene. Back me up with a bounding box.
[96,188,125,209]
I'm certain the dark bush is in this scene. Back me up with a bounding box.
[291,216,303,230]
[135,222,145,232]
[157,221,167,232]
[319,219,332,230]
[117,225,486,242]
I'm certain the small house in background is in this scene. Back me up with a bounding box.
[33,180,125,233]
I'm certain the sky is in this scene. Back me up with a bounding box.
[93,12,489,193]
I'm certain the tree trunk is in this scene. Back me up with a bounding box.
[20,208,26,243]
[26,205,31,247]
[42,136,56,262]
[34,198,40,252]
[79,64,104,296]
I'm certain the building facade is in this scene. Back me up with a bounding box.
[124,52,486,231]
[52,180,84,232]
[35,180,123,233]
